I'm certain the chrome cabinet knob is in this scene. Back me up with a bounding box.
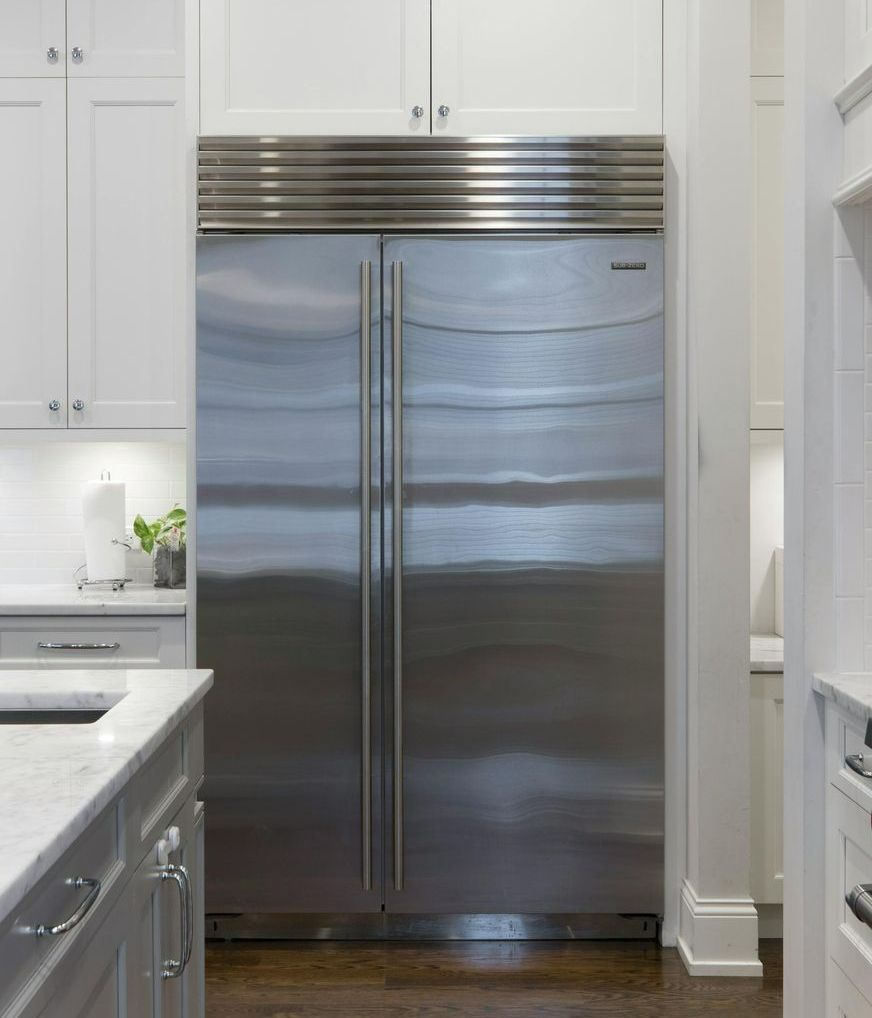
[437,105,450,117]
[71,46,84,63]
[411,105,424,118]
[72,399,85,412]
[47,47,59,64]
[48,399,61,412]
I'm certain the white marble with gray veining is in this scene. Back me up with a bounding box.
[0,668,212,928]
[0,584,186,616]
[751,633,784,672]
[813,672,872,722]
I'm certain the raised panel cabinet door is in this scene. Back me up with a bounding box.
[0,0,66,77]
[67,78,187,428]
[38,893,133,1018]
[66,0,184,77]
[431,0,663,136]
[200,0,430,135]
[750,77,784,430]
[0,79,67,429]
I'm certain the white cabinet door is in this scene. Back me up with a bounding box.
[0,0,66,77]
[200,0,431,135]
[431,0,663,136]
[66,0,185,77]
[750,672,784,904]
[750,77,784,430]
[0,79,67,429]
[38,892,133,1018]
[67,78,187,428]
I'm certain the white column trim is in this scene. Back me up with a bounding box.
[676,880,763,977]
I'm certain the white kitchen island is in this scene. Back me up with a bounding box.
[0,668,212,1018]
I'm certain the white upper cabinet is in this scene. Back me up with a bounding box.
[67,78,187,429]
[0,79,67,429]
[431,0,663,136]
[66,0,185,77]
[750,77,784,430]
[200,0,431,135]
[0,0,66,77]
[200,0,663,136]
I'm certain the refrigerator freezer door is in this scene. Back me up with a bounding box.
[197,235,382,913]
[384,236,664,914]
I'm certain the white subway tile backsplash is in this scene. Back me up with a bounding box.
[837,371,864,482]
[0,442,185,586]
[837,256,866,369]
[837,484,865,596]
[837,596,865,670]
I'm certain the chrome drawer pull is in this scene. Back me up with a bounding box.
[846,754,872,779]
[848,884,872,929]
[35,877,101,937]
[38,642,120,651]
[160,863,192,978]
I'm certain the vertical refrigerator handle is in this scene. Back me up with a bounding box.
[392,260,405,892]
[360,260,373,892]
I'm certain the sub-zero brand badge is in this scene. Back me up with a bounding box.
[611,261,647,270]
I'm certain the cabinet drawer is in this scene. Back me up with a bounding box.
[831,958,872,1017]
[0,801,125,1016]
[0,617,185,669]
[829,704,872,814]
[829,788,872,1004]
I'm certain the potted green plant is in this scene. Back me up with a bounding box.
[133,506,187,589]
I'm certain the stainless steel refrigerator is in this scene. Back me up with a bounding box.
[197,137,665,937]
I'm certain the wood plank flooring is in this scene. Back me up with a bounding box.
[206,939,783,1017]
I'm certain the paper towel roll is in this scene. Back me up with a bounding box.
[82,480,126,581]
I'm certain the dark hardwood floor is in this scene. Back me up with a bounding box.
[206,938,783,1017]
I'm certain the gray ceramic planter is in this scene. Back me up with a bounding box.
[154,546,186,589]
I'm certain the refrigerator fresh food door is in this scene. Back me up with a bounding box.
[197,234,383,914]
[384,236,664,915]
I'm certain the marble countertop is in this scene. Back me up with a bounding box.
[0,585,186,616]
[751,634,784,672]
[0,668,212,929]
[813,672,872,723]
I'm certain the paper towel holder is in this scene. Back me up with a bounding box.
[73,560,132,592]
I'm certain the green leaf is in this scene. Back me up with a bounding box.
[132,515,149,540]
[164,508,186,524]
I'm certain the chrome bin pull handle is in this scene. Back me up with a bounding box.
[846,754,872,779]
[35,876,101,937]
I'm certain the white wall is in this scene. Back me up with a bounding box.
[750,433,784,634]
[0,441,186,585]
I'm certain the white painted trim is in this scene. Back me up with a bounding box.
[676,880,762,977]
[834,61,872,116]
[185,0,199,668]
[833,164,872,206]
[783,0,844,1013]
[0,429,187,443]
[661,0,689,950]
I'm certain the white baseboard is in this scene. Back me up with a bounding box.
[676,880,763,977]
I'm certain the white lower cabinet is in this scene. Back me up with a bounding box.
[827,701,872,1013]
[832,960,872,1018]
[750,672,784,903]
[0,617,186,669]
[38,898,132,1018]
[0,706,204,1018]
[131,796,200,1018]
